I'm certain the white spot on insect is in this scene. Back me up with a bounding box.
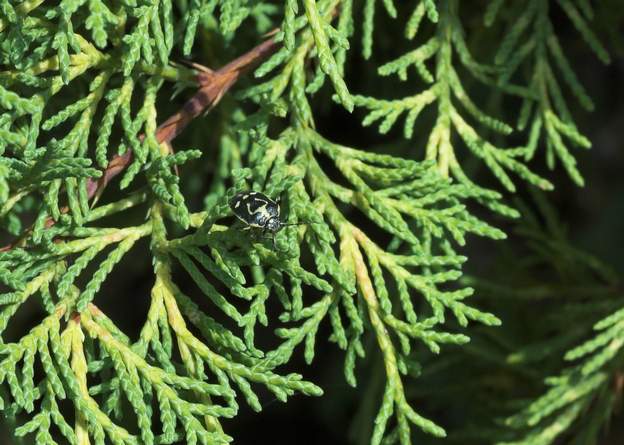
[234,200,241,208]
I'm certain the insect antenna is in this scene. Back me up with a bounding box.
[281,220,322,227]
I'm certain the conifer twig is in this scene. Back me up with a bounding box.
[0,35,279,252]
[87,34,279,201]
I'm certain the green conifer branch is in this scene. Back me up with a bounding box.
[499,301,624,445]
[406,193,622,445]
[210,109,505,442]
[491,0,609,186]
[352,0,555,219]
[0,2,615,444]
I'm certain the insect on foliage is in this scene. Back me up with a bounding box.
[229,191,304,249]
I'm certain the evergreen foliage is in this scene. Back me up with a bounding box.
[0,1,620,444]
[408,192,623,445]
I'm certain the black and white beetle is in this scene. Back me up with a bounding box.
[229,191,302,248]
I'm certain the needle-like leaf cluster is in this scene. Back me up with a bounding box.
[0,1,614,445]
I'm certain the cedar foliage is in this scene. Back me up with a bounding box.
[0,1,622,444]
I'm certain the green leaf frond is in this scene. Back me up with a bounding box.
[490,194,622,445]
[362,0,438,59]
[351,0,554,218]
[0,194,326,444]
[0,0,200,230]
[0,1,614,445]
[222,121,505,443]
[404,191,622,445]
[490,0,609,186]
[0,112,506,445]
[498,300,624,445]
[250,0,354,114]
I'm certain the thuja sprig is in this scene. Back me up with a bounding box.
[0,2,197,230]
[0,189,326,444]
[407,192,622,445]
[489,0,610,186]
[352,0,552,218]
[499,303,624,445]
[361,0,438,59]
[248,0,354,115]
[0,26,276,241]
[0,21,325,441]
[483,194,622,445]
[0,1,610,444]
[232,3,512,438]
[229,122,504,444]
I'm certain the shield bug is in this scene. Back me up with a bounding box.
[229,191,302,249]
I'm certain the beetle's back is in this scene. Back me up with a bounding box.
[230,191,280,227]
